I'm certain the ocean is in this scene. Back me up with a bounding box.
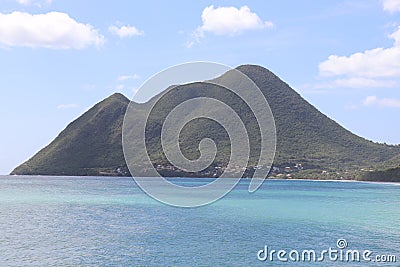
[0,176,399,266]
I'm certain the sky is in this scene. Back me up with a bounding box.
[0,0,400,174]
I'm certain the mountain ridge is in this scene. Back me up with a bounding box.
[11,64,400,180]
[12,93,129,176]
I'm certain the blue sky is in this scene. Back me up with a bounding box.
[1,0,400,174]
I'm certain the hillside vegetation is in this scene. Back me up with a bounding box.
[12,65,400,181]
[12,93,129,176]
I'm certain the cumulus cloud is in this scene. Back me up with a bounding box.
[319,48,400,78]
[383,0,400,13]
[316,27,400,88]
[319,27,400,78]
[109,25,144,38]
[363,95,400,108]
[187,5,273,47]
[199,5,273,36]
[0,11,104,49]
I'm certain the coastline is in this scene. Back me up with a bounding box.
[2,174,399,185]
[268,177,400,185]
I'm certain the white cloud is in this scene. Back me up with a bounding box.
[0,11,104,49]
[390,27,400,46]
[57,103,78,109]
[383,0,400,13]
[317,27,400,89]
[199,5,273,36]
[319,27,400,78]
[363,95,400,108]
[109,25,144,38]
[188,5,273,47]
[185,40,197,49]
[117,74,140,81]
[319,47,400,78]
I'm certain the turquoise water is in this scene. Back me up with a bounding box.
[0,176,399,266]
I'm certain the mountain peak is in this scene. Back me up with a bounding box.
[236,64,278,78]
[12,65,400,179]
[12,92,130,176]
[104,92,130,104]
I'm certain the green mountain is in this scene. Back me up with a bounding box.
[357,154,400,182]
[236,65,399,168]
[358,167,400,182]
[12,93,129,176]
[11,65,400,180]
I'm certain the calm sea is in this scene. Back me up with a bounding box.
[0,176,399,266]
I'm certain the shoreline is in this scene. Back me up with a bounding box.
[267,178,400,185]
[2,174,399,185]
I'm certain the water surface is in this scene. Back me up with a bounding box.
[0,176,399,266]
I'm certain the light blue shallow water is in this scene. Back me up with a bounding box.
[0,176,399,266]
